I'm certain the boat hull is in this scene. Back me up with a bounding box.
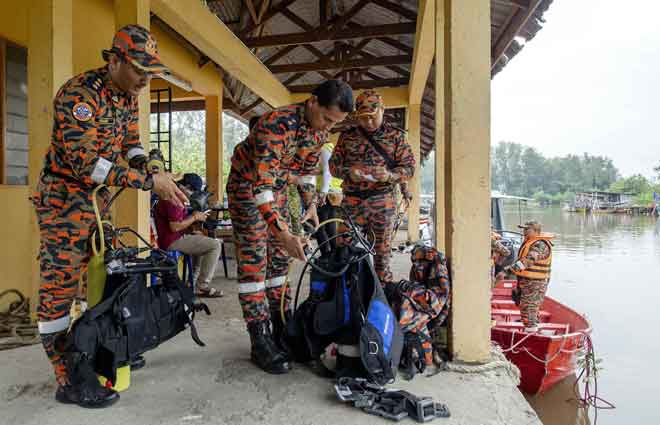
[491,281,591,394]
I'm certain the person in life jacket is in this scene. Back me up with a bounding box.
[510,220,553,332]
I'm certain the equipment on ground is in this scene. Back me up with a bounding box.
[335,377,450,422]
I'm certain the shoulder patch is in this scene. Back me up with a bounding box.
[72,102,93,122]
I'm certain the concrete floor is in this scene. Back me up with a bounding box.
[0,245,540,425]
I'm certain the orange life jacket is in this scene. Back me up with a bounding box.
[514,234,553,280]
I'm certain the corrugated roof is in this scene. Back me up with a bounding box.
[197,0,554,159]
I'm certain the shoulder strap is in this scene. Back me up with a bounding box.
[357,127,397,170]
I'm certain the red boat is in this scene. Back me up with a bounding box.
[491,280,592,394]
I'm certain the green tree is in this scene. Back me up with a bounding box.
[520,147,545,196]
[149,111,249,192]
[609,174,650,195]
[490,141,620,200]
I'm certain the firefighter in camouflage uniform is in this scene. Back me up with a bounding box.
[30,25,185,408]
[330,90,416,285]
[227,81,353,374]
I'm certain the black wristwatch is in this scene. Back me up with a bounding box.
[142,174,154,191]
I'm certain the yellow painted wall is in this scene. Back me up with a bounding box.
[0,1,28,45]
[0,0,32,302]
[0,186,32,309]
[72,0,115,73]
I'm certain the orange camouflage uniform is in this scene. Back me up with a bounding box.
[330,115,415,284]
[31,65,147,385]
[227,101,327,324]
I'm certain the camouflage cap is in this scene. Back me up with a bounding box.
[517,220,542,231]
[354,89,383,116]
[102,24,170,75]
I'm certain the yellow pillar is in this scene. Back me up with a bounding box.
[112,0,151,245]
[407,104,421,243]
[440,0,491,362]
[205,94,224,204]
[28,0,74,313]
[434,1,447,253]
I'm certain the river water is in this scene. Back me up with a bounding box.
[502,204,660,425]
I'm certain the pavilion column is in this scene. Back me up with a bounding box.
[27,0,74,314]
[438,0,491,363]
[205,92,223,204]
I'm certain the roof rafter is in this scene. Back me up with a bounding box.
[288,78,407,92]
[243,23,416,48]
[268,54,412,73]
[491,0,543,68]
[371,0,417,21]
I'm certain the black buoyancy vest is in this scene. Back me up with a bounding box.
[66,271,208,384]
[288,247,403,385]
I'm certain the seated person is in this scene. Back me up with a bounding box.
[154,173,223,297]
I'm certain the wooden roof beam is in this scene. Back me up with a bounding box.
[371,0,417,21]
[376,37,413,55]
[355,47,410,78]
[288,78,408,92]
[152,0,290,106]
[324,0,371,39]
[320,0,327,25]
[243,23,417,48]
[269,54,412,73]
[492,0,531,8]
[264,45,299,65]
[239,0,299,36]
[408,0,435,105]
[241,97,263,116]
[280,8,315,32]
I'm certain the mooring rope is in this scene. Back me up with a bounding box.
[0,289,39,351]
[438,344,521,386]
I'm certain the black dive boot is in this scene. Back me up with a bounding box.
[57,353,119,408]
[247,320,290,374]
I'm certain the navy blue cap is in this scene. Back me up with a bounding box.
[178,173,204,192]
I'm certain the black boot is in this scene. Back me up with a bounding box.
[247,320,290,374]
[270,310,292,361]
[55,383,119,408]
[57,353,119,408]
[130,355,146,371]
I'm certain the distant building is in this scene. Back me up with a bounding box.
[574,191,634,210]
